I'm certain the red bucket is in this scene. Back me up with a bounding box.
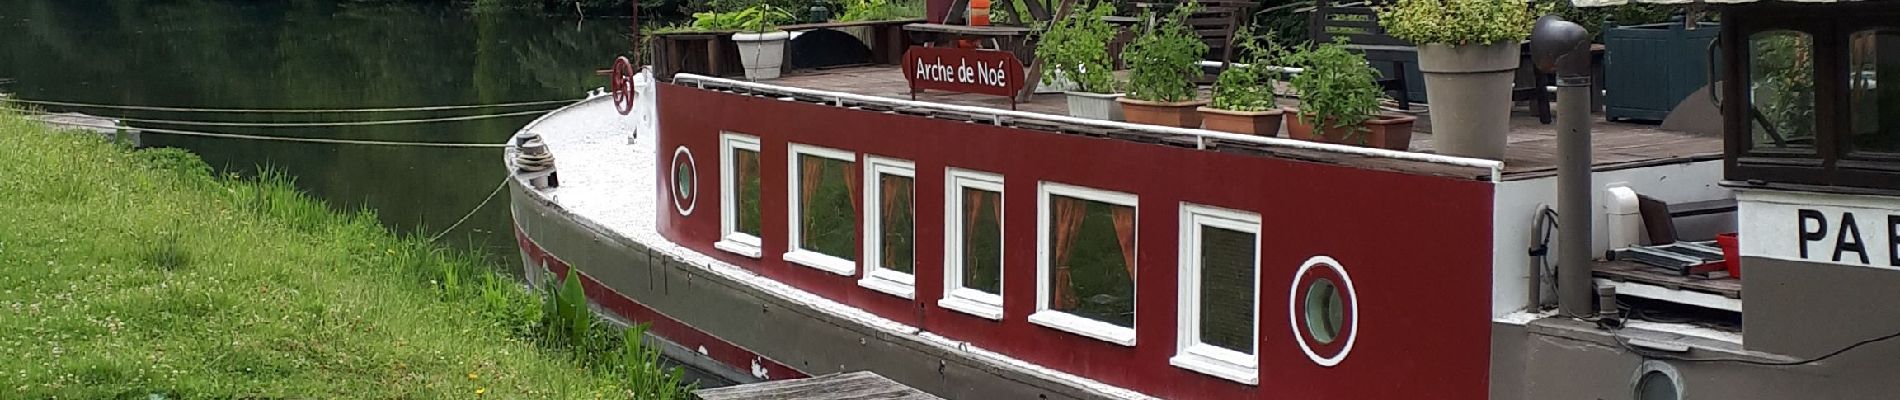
[1716,233,1740,278]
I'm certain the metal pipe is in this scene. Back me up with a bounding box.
[1532,16,1597,318]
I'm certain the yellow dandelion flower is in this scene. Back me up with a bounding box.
[467,372,478,380]
[476,387,487,395]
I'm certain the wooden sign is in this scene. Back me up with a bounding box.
[901,46,1025,108]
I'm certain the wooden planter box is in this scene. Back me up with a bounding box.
[653,30,744,80]
[1603,22,1723,122]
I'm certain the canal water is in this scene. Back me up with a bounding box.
[0,0,632,266]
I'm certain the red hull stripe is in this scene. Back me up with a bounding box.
[514,226,807,381]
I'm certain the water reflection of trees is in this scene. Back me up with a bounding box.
[0,0,630,260]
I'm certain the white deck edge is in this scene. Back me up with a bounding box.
[1595,278,1744,313]
[670,73,1506,176]
[514,72,1158,400]
[1493,310,1744,346]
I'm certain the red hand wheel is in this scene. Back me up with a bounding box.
[610,56,636,115]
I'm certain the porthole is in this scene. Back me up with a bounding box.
[671,146,698,216]
[1289,256,1357,367]
[1633,361,1683,400]
[1304,279,1344,344]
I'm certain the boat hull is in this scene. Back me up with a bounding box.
[509,179,1134,399]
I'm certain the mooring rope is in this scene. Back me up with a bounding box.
[13,108,552,128]
[33,119,507,148]
[427,175,511,243]
[1,98,576,113]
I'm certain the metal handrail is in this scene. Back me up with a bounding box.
[671,73,1505,174]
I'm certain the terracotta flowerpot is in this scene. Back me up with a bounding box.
[1283,107,1417,150]
[1197,107,1284,136]
[1117,98,1210,128]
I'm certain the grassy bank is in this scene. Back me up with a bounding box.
[0,110,688,399]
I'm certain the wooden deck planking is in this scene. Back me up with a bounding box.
[693,371,943,400]
[1594,259,1742,299]
[721,66,1721,181]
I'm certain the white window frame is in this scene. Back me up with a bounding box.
[1169,203,1262,385]
[1029,182,1140,347]
[940,168,1005,320]
[715,133,763,258]
[859,156,918,298]
[783,143,859,276]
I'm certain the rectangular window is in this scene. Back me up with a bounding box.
[860,156,917,298]
[1170,203,1261,385]
[941,168,1004,320]
[1847,29,1900,156]
[1727,10,1900,191]
[716,133,763,258]
[1030,182,1138,346]
[785,144,858,275]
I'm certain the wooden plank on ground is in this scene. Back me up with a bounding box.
[694,371,943,400]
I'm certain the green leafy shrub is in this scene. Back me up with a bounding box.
[837,0,923,22]
[1284,39,1383,129]
[1536,0,1684,40]
[690,4,793,31]
[1034,1,1120,94]
[1377,0,1543,46]
[1123,1,1207,102]
[1209,27,1283,112]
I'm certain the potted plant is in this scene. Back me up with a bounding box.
[1034,1,1123,120]
[1282,40,1417,150]
[1377,0,1539,159]
[1116,1,1209,127]
[729,4,795,80]
[1198,27,1285,136]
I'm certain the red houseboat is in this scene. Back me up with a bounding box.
[509,0,1900,398]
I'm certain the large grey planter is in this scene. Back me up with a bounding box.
[732,31,790,80]
[1065,91,1125,121]
[1418,42,1519,160]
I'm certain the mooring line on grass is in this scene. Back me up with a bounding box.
[14,108,553,128]
[428,175,511,243]
[32,119,508,148]
[2,98,576,113]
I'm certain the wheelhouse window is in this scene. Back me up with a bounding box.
[1847,29,1900,157]
[941,168,1004,320]
[716,133,763,258]
[1727,6,1900,191]
[860,156,917,298]
[1170,204,1260,384]
[785,144,859,275]
[1746,30,1818,154]
[1030,182,1138,346]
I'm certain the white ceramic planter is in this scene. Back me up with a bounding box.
[732,31,791,81]
[1065,91,1125,121]
[1417,42,1519,160]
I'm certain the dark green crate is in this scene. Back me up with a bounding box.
[1604,22,1723,122]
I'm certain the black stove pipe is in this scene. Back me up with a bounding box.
[1531,16,1597,318]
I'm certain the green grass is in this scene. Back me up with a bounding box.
[0,109,689,399]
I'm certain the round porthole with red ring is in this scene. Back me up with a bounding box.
[671,146,697,216]
[1289,255,1358,367]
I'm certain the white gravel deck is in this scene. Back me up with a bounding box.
[512,71,1154,400]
